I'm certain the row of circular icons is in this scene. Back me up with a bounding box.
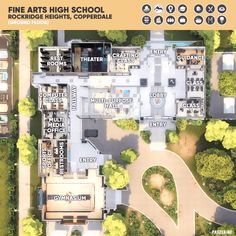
[142,15,227,25]
[142,4,227,14]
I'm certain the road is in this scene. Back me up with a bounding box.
[18,31,31,236]
[122,140,236,236]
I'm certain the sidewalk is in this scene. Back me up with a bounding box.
[18,31,31,236]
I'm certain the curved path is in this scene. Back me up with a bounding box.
[121,140,236,236]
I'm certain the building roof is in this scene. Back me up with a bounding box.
[223,54,234,71]
[224,97,235,114]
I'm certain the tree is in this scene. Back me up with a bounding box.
[22,216,43,236]
[102,160,129,189]
[191,31,215,59]
[230,30,236,47]
[120,148,139,164]
[18,97,36,117]
[167,131,179,144]
[114,119,139,131]
[195,148,234,181]
[224,190,236,209]
[71,230,81,236]
[23,30,53,51]
[219,71,236,96]
[205,120,229,142]
[222,127,236,149]
[176,119,188,131]
[8,31,19,59]
[17,134,37,166]
[140,130,151,144]
[214,31,221,50]
[98,30,127,44]
[103,213,127,236]
[212,224,236,236]
[131,35,146,48]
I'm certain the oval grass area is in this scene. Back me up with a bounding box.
[142,166,177,223]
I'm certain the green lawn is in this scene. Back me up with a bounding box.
[164,30,200,41]
[0,145,9,236]
[12,60,19,109]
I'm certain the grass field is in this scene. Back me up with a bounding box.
[0,145,9,236]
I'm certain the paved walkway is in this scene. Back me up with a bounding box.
[150,30,165,41]
[18,31,31,236]
[122,139,236,236]
[57,30,66,46]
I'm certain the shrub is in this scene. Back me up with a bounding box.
[167,131,179,144]
[114,119,139,131]
[176,119,188,131]
[8,31,19,59]
[140,130,151,143]
[120,148,139,164]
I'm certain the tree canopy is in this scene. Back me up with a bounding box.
[98,30,127,44]
[195,148,234,181]
[120,148,139,164]
[102,160,129,189]
[176,119,188,131]
[18,97,36,117]
[17,134,37,166]
[23,30,53,51]
[205,120,229,142]
[191,31,215,59]
[219,71,236,97]
[224,190,236,209]
[131,35,146,47]
[103,213,127,236]
[222,127,236,149]
[214,31,221,50]
[22,216,43,236]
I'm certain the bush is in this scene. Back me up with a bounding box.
[140,130,151,144]
[114,119,139,131]
[120,148,139,164]
[131,35,146,47]
[167,131,179,144]
[71,230,81,236]
[22,216,43,236]
[176,119,188,131]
